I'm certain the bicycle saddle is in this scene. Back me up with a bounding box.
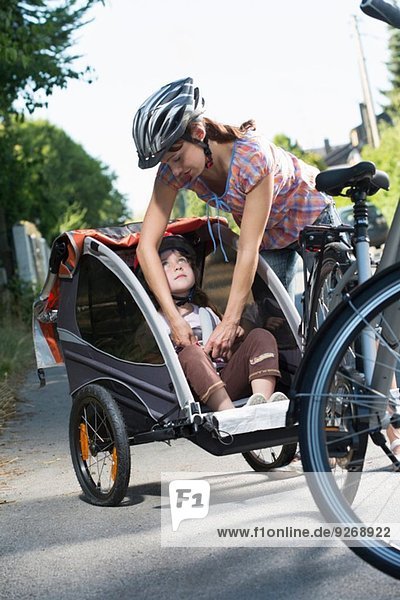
[316,161,390,196]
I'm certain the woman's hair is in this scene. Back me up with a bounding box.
[168,118,256,153]
[203,117,256,142]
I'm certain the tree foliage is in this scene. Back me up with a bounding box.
[170,189,239,233]
[383,28,400,119]
[1,119,128,243]
[171,189,206,220]
[361,121,400,223]
[0,0,101,118]
[0,0,128,281]
[272,133,326,170]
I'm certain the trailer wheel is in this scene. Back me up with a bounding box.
[69,384,131,506]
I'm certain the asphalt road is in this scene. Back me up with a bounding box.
[0,367,399,600]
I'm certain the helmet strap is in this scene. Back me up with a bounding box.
[172,285,195,307]
[203,137,214,169]
[181,133,213,169]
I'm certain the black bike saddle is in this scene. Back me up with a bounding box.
[316,161,390,196]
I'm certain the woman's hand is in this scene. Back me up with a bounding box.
[204,319,243,360]
[169,315,198,348]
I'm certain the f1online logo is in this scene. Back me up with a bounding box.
[169,480,210,531]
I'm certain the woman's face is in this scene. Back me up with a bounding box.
[162,141,205,182]
[160,249,196,296]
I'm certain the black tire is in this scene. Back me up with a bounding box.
[306,245,366,505]
[308,245,352,341]
[69,384,131,506]
[242,443,297,471]
[297,264,400,579]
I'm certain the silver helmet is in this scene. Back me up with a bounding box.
[132,77,205,169]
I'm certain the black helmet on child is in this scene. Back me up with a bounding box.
[158,235,197,263]
[132,77,205,169]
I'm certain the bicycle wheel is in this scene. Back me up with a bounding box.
[69,384,131,506]
[242,443,297,471]
[309,245,352,338]
[297,264,400,578]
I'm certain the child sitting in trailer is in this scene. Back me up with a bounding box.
[149,235,288,412]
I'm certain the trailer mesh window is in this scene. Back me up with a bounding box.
[76,255,164,364]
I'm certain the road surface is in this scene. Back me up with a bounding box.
[0,367,398,599]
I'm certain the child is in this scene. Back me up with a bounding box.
[154,235,287,412]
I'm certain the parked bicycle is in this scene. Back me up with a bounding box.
[294,0,400,580]
[215,158,394,489]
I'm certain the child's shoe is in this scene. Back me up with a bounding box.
[246,393,267,406]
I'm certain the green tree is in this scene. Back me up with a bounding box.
[272,133,326,170]
[170,189,239,233]
[171,189,206,220]
[361,121,400,223]
[5,119,128,243]
[0,0,101,118]
[0,0,104,275]
[383,28,400,120]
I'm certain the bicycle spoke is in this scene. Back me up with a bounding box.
[78,400,117,494]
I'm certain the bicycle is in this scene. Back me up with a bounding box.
[226,160,392,478]
[293,0,400,580]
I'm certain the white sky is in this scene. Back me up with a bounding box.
[32,0,392,219]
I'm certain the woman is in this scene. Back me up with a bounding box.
[155,235,285,412]
[133,77,338,360]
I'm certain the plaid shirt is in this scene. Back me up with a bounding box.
[156,134,331,250]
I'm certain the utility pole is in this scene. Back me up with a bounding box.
[352,14,380,148]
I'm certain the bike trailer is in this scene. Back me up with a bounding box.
[33,216,300,505]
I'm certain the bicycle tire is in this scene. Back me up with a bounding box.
[297,263,400,579]
[308,244,352,340]
[242,443,297,471]
[69,384,131,506]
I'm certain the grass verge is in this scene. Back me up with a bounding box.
[0,318,34,434]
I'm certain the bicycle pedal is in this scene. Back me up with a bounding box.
[324,425,348,433]
[329,451,349,459]
[325,426,352,457]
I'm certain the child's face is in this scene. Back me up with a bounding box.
[160,249,196,297]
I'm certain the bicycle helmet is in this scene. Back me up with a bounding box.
[158,235,197,263]
[132,77,206,169]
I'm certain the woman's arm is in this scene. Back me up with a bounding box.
[137,180,197,347]
[204,174,274,359]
